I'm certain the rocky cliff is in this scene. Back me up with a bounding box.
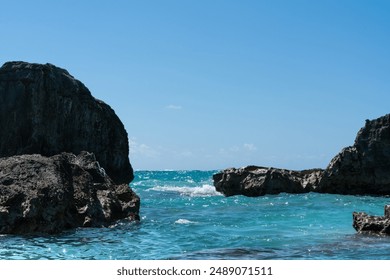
[214,114,390,197]
[0,61,133,184]
[317,114,390,195]
[0,152,140,234]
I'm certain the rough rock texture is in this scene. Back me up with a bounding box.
[353,205,390,235]
[0,152,140,234]
[317,114,390,195]
[214,114,390,197]
[213,166,323,197]
[0,61,133,184]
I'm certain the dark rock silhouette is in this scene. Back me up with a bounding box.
[317,114,390,195]
[213,114,390,197]
[0,61,133,184]
[353,205,390,235]
[0,152,140,234]
[0,61,139,234]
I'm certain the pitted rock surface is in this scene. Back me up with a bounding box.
[0,61,133,184]
[0,152,140,234]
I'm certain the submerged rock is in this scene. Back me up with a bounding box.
[317,114,390,195]
[0,61,133,184]
[0,152,140,234]
[353,205,390,235]
[213,166,323,197]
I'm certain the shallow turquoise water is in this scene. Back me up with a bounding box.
[1,170,390,260]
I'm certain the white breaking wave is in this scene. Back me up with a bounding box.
[149,184,222,197]
[174,219,197,224]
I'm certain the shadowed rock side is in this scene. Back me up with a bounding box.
[0,152,140,234]
[0,61,133,184]
[213,166,323,197]
[353,205,390,235]
[317,114,390,195]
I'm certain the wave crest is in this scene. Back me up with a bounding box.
[174,219,197,224]
[149,184,222,197]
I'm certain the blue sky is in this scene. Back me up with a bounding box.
[2,0,389,170]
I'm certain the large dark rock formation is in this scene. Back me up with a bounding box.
[353,205,390,235]
[317,114,390,195]
[0,152,140,234]
[213,114,390,197]
[213,166,323,197]
[0,61,133,184]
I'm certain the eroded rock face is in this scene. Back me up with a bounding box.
[353,205,390,235]
[213,166,323,197]
[214,114,390,197]
[0,61,133,184]
[317,114,390,195]
[0,152,140,234]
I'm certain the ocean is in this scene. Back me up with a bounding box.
[1,170,390,260]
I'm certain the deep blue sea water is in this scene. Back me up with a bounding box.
[1,170,390,260]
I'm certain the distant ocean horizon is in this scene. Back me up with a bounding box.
[1,170,390,260]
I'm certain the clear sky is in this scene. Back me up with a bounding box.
[1,0,389,170]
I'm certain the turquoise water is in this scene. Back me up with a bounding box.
[1,170,390,260]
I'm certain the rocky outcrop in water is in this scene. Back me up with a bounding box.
[0,152,140,234]
[317,114,390,195]
[213,166,323,197]
[214,114,390,197]
[0,61,133,184]
[0,61,139,234]
[353,205,390,235]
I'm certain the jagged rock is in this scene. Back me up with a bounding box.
[0,152,140,234]
[0,61,133,184]
[317,114,390,195]
[214,114,390,197]
[213,166,323,197]
[353,205,390,235]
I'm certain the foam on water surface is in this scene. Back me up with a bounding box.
[174,219,198,224]
[149,184,222,197]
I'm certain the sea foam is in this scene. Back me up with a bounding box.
[149,184,222,197]
[174,219,197,224]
